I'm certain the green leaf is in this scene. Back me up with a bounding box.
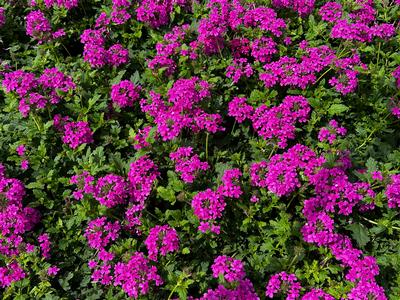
[346,223,370,247]
[328,104,349,116]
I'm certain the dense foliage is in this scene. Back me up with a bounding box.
[0,0,400,299]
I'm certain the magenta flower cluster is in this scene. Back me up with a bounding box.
[61,120,94,149]
[38,233,51,259]
[170,147,209,183]
[192,189,225,234]
[228,96,254,123]
[71,171,134,209]
[0,7,5,27]
[93,174,128,208]
[42,0,78,10]
[80,28,129,68]
[110,0,132,25]
[199,257,258,299]
[127,155,159,205]
[113,252,163,298]
[257,145,385,298]
[324,0,395,42]
[318,119,347,144]
[70,171,95,200]
[147,0,290,75]
[136,0,190,28]
[74,154,173,298]
[2,68,75,117]
[217,168,243,199]
[272,0,315,17]
[385,174,400,208]
[110,80,141,108]
[26,10,65,43]
[211,255,245,283]
[0,165,41,287]
[145,0,381,99]
[251,96,310,148]
[140,77,224,141]
[260,45,336,90]
[84,217,121,250]
[265,272,301,300]
[84,219,164,298]
[250,144,323,197]
[192,168,243,234]
[199,278,259,299]
[148,25,197,76]
[145,225,179,261]
[329,54,367,95]
[16,144,29,170]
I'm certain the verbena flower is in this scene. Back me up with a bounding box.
[211,255,245,283]
[113,252,163,298]
[61,120,94,149]
[111,80,141,108]
[145,225,179,261]
[170,147,209,183]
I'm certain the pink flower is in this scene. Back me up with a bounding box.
[0,262,26,288]
[192,189,226,233]
[84,217,120,250]
[319,2,342,23]
[228,97,254,123]
[170,147,209,183]
[265,272,301,299]
[0,8,5,27]
[61,120,94,149]
[107,44,129,66]
[110,80,141,108]
[47,266,60,276]
[16,145,26,156]
[114,252,163,298]
[217,168,242,199]
[385,174,400,208]
[38,233,51,259]
[26,10,51,42]
[128,156,159,204]
[200,279,259,299]
[371,171,383,181]
[251,96,310,148]
[145,225,179,261]
[20,160,29,170]
[70,171,95,200]
[93,174,128,208]
[211,255,246,283]
[318,119,347,144]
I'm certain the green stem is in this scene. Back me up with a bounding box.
[61,42,72,57]
[356,113,391,151]
[31,113,41,132]
[231,120,237,135]
[287,254,298,270]
[267,145,277,159]
[205,133,209,161]
[361,216,400,231]
[377,42,381,66]
[315,67,333,84]
[167,277,183,300]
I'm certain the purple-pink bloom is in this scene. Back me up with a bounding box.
[61,120,94,149]
[145,225,179,261]
[211,255,246,283]
[110,80,141,108]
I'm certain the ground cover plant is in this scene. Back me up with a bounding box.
[0,0,400,299]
